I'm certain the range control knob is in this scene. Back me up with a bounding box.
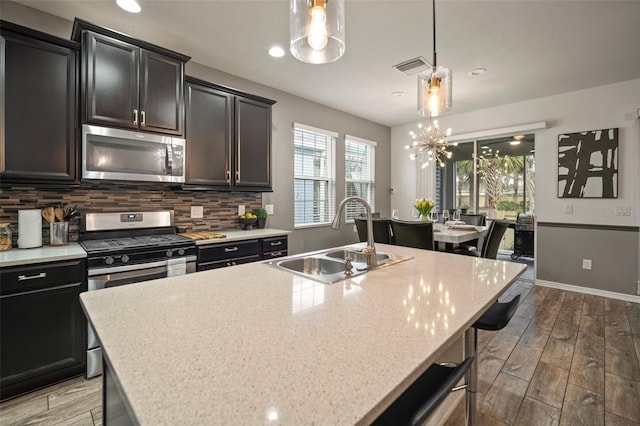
[121,254,130,263]
[178,248,185,255]
[105,256,114,265]
[166,249,173,257]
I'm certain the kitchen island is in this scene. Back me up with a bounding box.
[80,243,525,425]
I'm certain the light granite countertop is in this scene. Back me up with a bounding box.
[80,243,525,425]
[0,243,86,268]
[193,228,291,245]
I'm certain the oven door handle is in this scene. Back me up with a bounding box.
[88,256,196,276]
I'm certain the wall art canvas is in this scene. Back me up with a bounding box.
[558,128,618,198]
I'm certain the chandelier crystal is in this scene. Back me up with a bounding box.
[405,119,455,168]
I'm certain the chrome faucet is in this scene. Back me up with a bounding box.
[332,196,378,268]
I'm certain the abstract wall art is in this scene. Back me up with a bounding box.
[558,128,618,198]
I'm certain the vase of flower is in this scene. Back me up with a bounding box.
[414,198,435,222]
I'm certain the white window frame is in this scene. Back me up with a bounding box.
[293,123,337,228]
[344,135,376,222]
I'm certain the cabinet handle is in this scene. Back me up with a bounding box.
[270,241,282,247]
[236,171,240,182]
[225,170,231,183]
[18,272,47,281]
[232,262,237,266]
[141,110,146,127]
[224,247,239,252]
[226,262,231,267]
[133,109,138,125]
[270,251,282,257]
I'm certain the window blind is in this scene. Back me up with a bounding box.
[293,124,336,227]
[344,135,376,221]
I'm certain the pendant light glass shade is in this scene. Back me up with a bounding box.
[418,66,452,117]
[290,0,346,64]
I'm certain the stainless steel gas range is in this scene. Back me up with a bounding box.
[79,211,196,378]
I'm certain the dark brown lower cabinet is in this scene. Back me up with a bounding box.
[0,259,87,401]
[196,236,288,271]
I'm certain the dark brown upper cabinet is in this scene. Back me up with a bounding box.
[72,19,189,137]
[184,77,275,191]
[0,21,79,185]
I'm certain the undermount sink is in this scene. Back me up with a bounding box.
[265,244,412,284]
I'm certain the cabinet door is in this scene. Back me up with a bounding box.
[1,30,78,183]
[0,281,85,400]
[84,31,139,129]
[234,97,272,189]
[185,81,232,187]
[140,50,184,136]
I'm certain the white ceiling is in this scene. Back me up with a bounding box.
[11,0,640,127]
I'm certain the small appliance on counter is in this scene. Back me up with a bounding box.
[17,209,42,248]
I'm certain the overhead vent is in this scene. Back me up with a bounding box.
[393,56,432,76]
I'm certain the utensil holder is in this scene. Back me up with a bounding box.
[50,222,69,246]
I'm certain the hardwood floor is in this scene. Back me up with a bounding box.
[445,281,640,426]
[1,280,638,425]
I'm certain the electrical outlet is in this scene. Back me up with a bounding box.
[265,204,274,215]
[564,204,573,214]
[582,259,592,270]
[238,205,245,215]
[190,206,203,219]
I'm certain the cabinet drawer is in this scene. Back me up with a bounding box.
[198,240,259,263]
[0,260,85,296]
[198,254,261,271]
[262,236,288,254]
[262,250,288,260]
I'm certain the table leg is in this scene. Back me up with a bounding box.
[464,328,477,426]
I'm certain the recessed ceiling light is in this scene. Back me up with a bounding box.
[268,46,285,58]
[116,0,141,13]
[390,91,404,97]
[468,68,487,76]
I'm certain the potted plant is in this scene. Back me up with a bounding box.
[253,208,268,229]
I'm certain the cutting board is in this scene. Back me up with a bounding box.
[179,231,227,241]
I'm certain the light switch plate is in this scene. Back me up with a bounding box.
[191,206,203,219]
[582,259,592,270]
[265,204,274,215]
[238,205,245,215]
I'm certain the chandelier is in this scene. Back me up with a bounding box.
[417,0,452,117]
[405,119,455,168]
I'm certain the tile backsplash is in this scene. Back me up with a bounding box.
[0,184,262,246]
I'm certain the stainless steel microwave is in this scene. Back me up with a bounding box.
[82,125,185,183]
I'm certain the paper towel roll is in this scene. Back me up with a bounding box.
[18,209,43,249]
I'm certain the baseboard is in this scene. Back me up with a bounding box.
[536,279,640,303]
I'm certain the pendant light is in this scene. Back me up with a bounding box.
[290,0,346,64]
[417,0,452,117]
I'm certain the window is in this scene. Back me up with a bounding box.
[294,123,336,227]
[345,135,376,221]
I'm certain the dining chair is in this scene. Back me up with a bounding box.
[457,213,487,251]
[389,219,434,250]
[372,356,474,426]
[454,219,509,259]
[354,218,392,244]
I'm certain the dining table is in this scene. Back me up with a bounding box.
[433,223,489,251]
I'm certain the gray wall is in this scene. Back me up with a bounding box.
[1,1,392,256]
[537,224,639,295]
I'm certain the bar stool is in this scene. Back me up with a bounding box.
[372,357,474,426]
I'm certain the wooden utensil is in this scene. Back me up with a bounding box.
[54,208,65,222]
[42,207,55,223]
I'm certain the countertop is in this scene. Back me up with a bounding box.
[0,243,87,268]
[189,228,290,245]
[80,243,525,425]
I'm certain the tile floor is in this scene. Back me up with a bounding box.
[1,280,638,425]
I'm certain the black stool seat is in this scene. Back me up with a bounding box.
[373,357,474,426]
[473,295,520,331]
